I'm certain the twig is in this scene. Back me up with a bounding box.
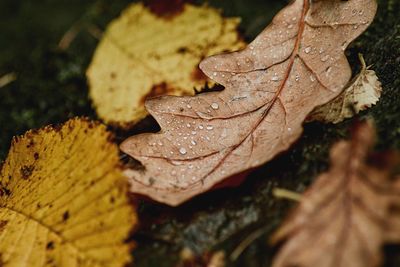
[86,24,103,40]
[230,226,269,262]
[0,72,17,88]
[272,187,302,202]
[58,22,104,51]
[58,22,84,50]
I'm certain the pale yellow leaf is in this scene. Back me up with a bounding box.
[0,118,137,267]
[86,3,245,127]
[309,54,382,124]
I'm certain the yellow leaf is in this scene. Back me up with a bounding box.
[86,3,245,128]
[0,118,137,267]
[309,54,382,124]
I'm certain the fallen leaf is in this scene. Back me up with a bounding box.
[309,53,382,123]
[86,2,245,127]
[177,248,226,267]
[0,118,137,267]
[121,0,377,206]
[270,121,400,267]
[207,251,225,267]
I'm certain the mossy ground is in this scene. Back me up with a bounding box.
[0,0,399,266]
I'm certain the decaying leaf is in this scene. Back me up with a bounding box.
[0,118,137,267]
[270,121,400,267]
[309,53,382,123]
[120,0,377,206]
[86,2,245,127]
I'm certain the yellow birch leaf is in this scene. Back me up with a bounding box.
[0,118,137,267]
[86,3,245,128]
[309,54,382,124]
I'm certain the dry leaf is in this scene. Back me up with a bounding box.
[121,0,377,206]
[270,121,400,267]
[0,118,137,267]
[86,2,245,127]
[309,53,382,123]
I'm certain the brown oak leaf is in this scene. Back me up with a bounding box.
[271,121,400,267]
[121,0,377,206]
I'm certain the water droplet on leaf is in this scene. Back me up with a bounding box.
[211,103,219,110]
[321,55,330,62]
[179,147,187,155]
[271,74,280,81]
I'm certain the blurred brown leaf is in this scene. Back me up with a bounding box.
[271,121,400,267]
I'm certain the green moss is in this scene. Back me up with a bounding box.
[0,0,399,266]
[361,0,400,150]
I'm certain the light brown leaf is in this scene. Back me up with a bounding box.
[270,121,400,267]
[309,53,382,123]
[121,0,377,206]
[0,118,137,267]
[86,2,245,127]
[177,248,226,267]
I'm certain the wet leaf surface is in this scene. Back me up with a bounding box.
[121,0,377,206]
[0,0,399,266]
